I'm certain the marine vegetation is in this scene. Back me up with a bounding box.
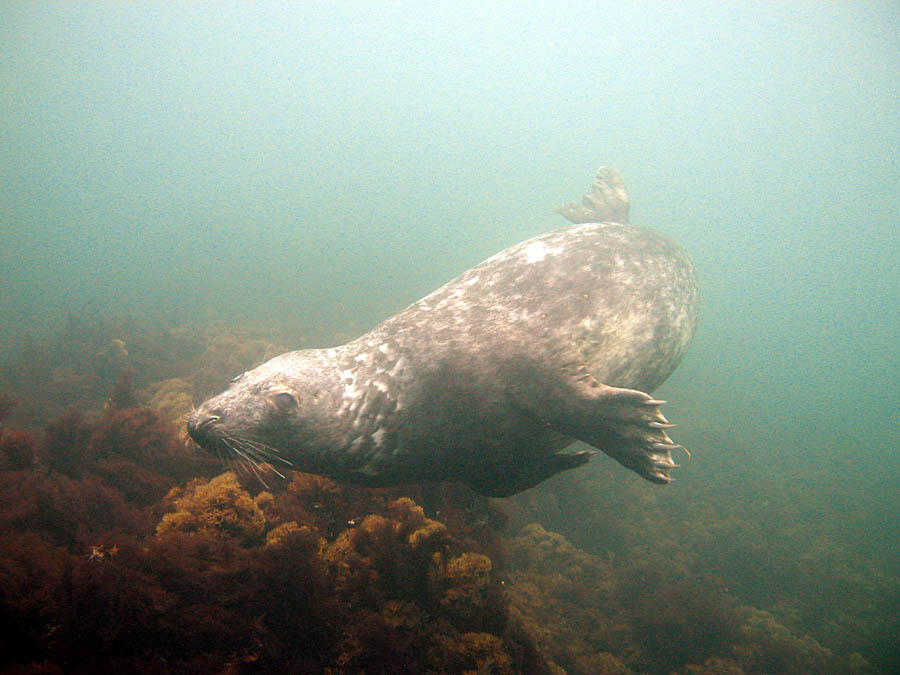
[0,315,896,673]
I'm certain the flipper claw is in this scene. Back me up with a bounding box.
[652,455,679,469]
[545,380,689,484]
[652,442,683,452]
[568,385,688,484]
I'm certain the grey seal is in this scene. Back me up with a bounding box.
[187,168,699,497]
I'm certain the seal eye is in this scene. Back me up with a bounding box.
[274,392,297,411]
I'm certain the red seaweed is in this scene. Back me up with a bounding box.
[0,313,890,673]
[0,430,37,470]
[0,394,15,423]
[107,368,137,410]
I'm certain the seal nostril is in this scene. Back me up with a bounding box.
[187,409,223,445]
[197,415,220,431]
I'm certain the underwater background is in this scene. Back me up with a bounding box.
[1,3,898,673]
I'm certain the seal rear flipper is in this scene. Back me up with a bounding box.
[545,380,687,484]
[466,449,596,498]
[555,166,630,224]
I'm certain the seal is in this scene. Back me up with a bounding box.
[187,168,699,496]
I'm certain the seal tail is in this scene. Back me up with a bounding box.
[556,166,631,224]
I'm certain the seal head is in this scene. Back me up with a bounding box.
[188,168,699,496]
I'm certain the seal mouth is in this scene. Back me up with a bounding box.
[187,409,293,487]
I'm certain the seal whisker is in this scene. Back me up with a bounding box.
[230,438,289,480]
[219,450,242,477]
[230,439,270,467]
[236,438,294,467]
[222,438,271,489]
[220,439,252,476]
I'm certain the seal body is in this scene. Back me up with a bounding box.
[188,169,699,496]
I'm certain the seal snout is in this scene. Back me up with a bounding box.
[187,408,223,448]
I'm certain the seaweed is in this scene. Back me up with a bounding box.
[0,393,15,423]
[157,472,269,544]
[0,313,895,673]
[0,430,37,470]
[107,368,137,410]
[43,410,94,475]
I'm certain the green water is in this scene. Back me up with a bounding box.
[2,2,898,670]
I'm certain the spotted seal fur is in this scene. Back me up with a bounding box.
[188,167,699,496]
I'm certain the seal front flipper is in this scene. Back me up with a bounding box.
[537,374,687,484]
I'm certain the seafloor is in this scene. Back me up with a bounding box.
[0,314,895,674]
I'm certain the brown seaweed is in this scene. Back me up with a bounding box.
[0,314,894,673]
